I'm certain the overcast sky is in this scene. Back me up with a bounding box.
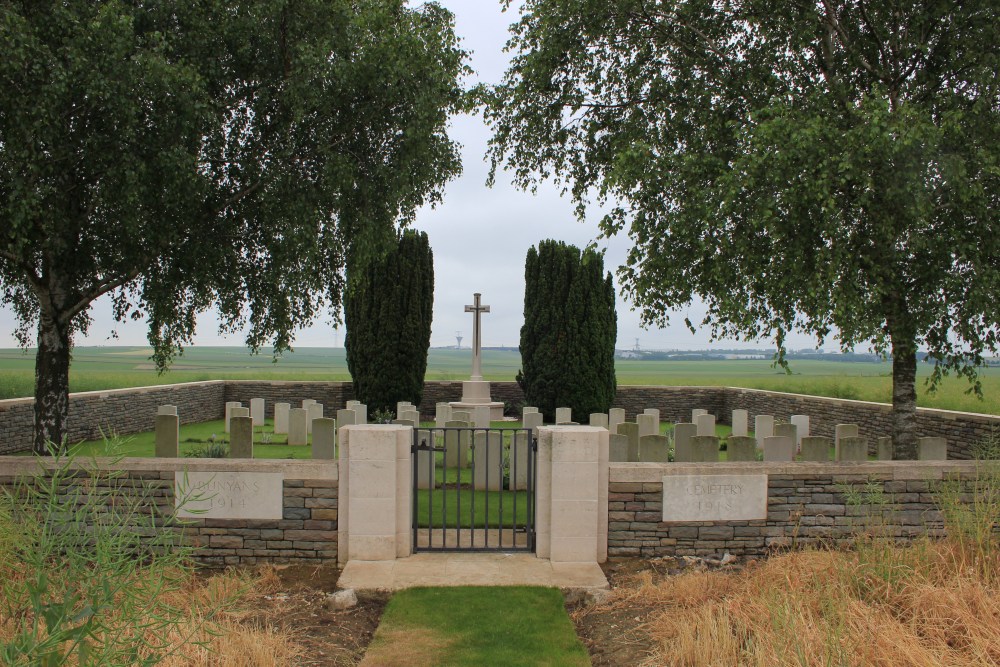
[0,1,823,353]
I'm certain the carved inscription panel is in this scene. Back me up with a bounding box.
[175,471,283,520]
[662,474,768,522]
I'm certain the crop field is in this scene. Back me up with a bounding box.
[0,346,998,415]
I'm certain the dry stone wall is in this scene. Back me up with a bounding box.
[0,381,225,455]
[608,461,980,559]
[0,458,337,567]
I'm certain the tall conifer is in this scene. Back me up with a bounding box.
[518,240,617,422]
[345,230,434,412]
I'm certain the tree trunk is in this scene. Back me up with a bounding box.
[33,311,72,454]
[890,334,919,460]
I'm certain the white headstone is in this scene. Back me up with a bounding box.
[616,422,640,461]
[638,434,670,462]
[692,408,708,421]
[731,409,748,437]
[673,423,698,462]
[155,414,179,457]
[643,408,660,423]
[774,423,797,443]
[473,431,503,491]
[695,413,716,436]
[415,429,436,490]
[250,398,265,426]
[508,430,531,490]
[306,403,323,434]
[555,407,572,424]
[336,408,357,429]
[754,415,774,449]
[302,399,317,410]
[473,405,491,428]
[353,403,368,425]
[312,418,336,459]
[608,408,626,433]
[444,420,471,469]
[288,408,309,446]
[157,404,177,416]
[589,413,609,429]
[834,424,860,459]
[790,415,810,444]
[523,411,543,436]
[763,435,795,462]
[435,402,453,429]
[396,401,413,418]
[274,403,290,434]
[224,401,242,433]
[230,416,254,458]
[637,413,658,437]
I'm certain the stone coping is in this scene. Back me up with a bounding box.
[0,379,228,408]
[0,456,337,480]
[609,460,992,483]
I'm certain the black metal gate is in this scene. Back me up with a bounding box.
[412,427,536,552]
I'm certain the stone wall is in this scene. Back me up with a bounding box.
[0,458,337,567]
[223,381,352,418]
[0,381,225,455]
[607,461,982,559]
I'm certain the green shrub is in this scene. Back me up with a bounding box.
[184,442,230,458]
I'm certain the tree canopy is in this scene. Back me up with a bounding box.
[485,0,1000,457]
[345,229,435,413]
[0,0,467,451]
[518,240,617,423]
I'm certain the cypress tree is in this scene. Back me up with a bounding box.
[517,240,617,422]
[345,230,434,413]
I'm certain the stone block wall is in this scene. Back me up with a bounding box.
[614,385,729,422]
[0,381,225,455]
[607,461,981,559]
[223,381,351,418]
[0,458,338,567]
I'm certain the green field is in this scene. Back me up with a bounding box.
[0,346,998,415]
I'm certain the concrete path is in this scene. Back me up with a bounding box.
[337,553,609,591]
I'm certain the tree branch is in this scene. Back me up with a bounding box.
[0,248,43,289]
[65,269,142,320]
[820,0,885,81]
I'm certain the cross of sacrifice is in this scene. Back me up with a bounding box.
[464,293,490,381]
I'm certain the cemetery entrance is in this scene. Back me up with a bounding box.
[412,427,536,552]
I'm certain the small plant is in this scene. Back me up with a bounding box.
[0,440,198,664]
[371,408,396,424]
[185,442,230,458]
[971,427,1000,460]
[259,430,273,445]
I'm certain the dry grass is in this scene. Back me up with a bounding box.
[0,562,303,666]
[600,540,1000,667]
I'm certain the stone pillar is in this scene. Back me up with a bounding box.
[535,426,609,564]
[155,414,179,457]
[337,424,412,564]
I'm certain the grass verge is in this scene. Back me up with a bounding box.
[361,587,590,667]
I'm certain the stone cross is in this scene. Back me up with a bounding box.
[464,292,490,381]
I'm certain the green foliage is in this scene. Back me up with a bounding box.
[0,443,197,665]
[518,240,617,422]
[0,0,467,451]
[485,0,1000,457]
[345,230,435,413]
[183,442,230,459]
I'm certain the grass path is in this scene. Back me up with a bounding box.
[360,587,590,667]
